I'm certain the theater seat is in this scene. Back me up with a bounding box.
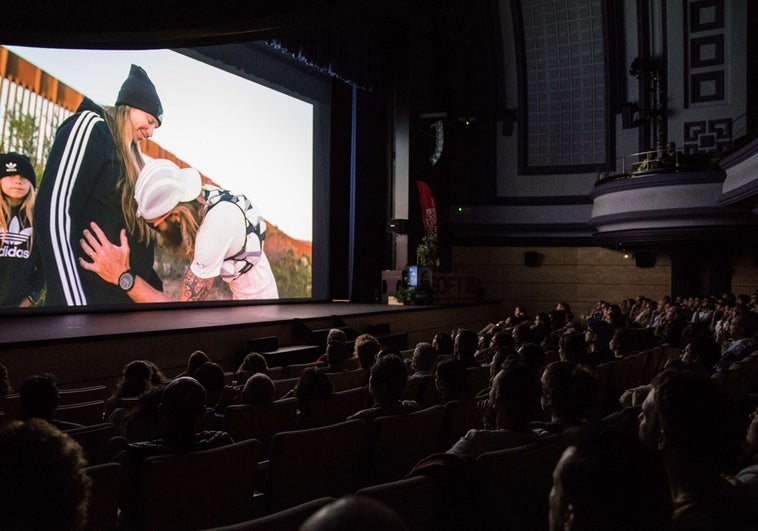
[264,420,367,513]
[198,497,335,531]
[84,462,120,531]
[136,438,261,530]
[363,405,446,487]
[224,398,297,459]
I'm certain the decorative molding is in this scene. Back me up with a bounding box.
[683,118,732,153]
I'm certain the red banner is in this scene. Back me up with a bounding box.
[416,180,438,238]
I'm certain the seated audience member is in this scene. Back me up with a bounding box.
[454,328,481,368]
[123,386,165,442]
[0,362,12,395]
[241,373,276,406]
[680,335,720,376]
[517,342,546,419]
[736,405,758,502]
[447,361,546,458]
[409,342,437,379]
[432,331,454,357]
[354,332,382,371]
[316,328,348,363]
[609,327,636,359]
[532,361,601,434]
[654,303,687,347]
[321,341,349,373]
[192,361,226,411]
[714,311,756,372]
[116,376,234,527]
[233,351,268,384]
[530,312,551,345]
[477,330,515,366]
[474,332,495,364]
[549,425,672,531]
[639,369,753,530]
[0,419,92,531]
[299,496,409,531]
[347,354,419,422]
[293,367,334,429]
[19,373,83,430]
[584,319,614,366]
[434,357,470,402]
[105,359,156,419]
[180,350,210,378]
[512,321,533,351]
[558,330,590,368]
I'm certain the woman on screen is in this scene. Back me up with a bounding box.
[34,64,164,306]
[79,158,279,302]
[0,152,43,307]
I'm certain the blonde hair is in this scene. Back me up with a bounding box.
[0,182,35,248]
[160,201,202,260]
[102,105,153,244]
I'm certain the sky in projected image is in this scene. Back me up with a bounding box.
[6,46,313,242]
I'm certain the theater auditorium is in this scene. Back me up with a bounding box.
[1,1,757,529]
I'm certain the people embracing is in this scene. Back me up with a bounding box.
[79,157,279,301]
[35,64,164,306]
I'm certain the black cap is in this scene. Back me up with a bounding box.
[0,152,36,188]
[116,64,163,126]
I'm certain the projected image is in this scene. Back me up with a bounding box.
[0,45,314,308]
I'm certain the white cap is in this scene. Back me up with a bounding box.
[135,158,202,220]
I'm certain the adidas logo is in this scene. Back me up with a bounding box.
[4,161,17,173]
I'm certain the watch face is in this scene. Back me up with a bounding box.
[119,271,135,291]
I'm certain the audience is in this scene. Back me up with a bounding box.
[241,373,276,406]
[639,369,752,530]
[233,351,268,384]
[115,376,234,528]
[292,367,333,429]
[549,425,672,531]
[0,362,12,395]
[19,373,83,430]
[5,292,756,529]
[532,361,601,434]
[0,419,92,531]
[432,331,454,357]
[409,342,437,379]
[348,353,419,422]
[434,357,469,402]
[176,350,210,379]
[453,328,480,368]
[447,360,546,458]
[105,359,156,419]
[354,333,382,371]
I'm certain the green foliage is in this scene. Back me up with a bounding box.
[269,247,312,299]
[1,101,57,182]
[416,234,440,267]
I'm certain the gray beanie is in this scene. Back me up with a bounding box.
[116,64,163,126]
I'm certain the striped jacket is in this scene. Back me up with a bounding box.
[34,98,161,306]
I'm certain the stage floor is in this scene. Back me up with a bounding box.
[1,301,426,346]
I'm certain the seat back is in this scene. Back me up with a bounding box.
[265,420,367,512]
[56,399,106,426]
[475,432,569,530]
[66,422,114,465]
[84,462,120,531]
[200,497,335,531]
[271,378,300,400]
[224,398,297,459]
[285,361,326,379]
[404,376,442,407]
[342,356,361,371]
[138,438,261,530]
[466,366,491,396]
[326,369,367,392]
[600,404,642,439]
[442,398,484,449]
[364,405,446,486]
[356,474,456,531]
[640,346,664,385]
[301,386,369,428]
[58,385,109,405]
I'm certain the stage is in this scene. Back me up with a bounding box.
[0,301,502,389]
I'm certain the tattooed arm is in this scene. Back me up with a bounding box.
[179,268,215,302]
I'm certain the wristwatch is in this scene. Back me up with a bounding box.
[118,269,135,292]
